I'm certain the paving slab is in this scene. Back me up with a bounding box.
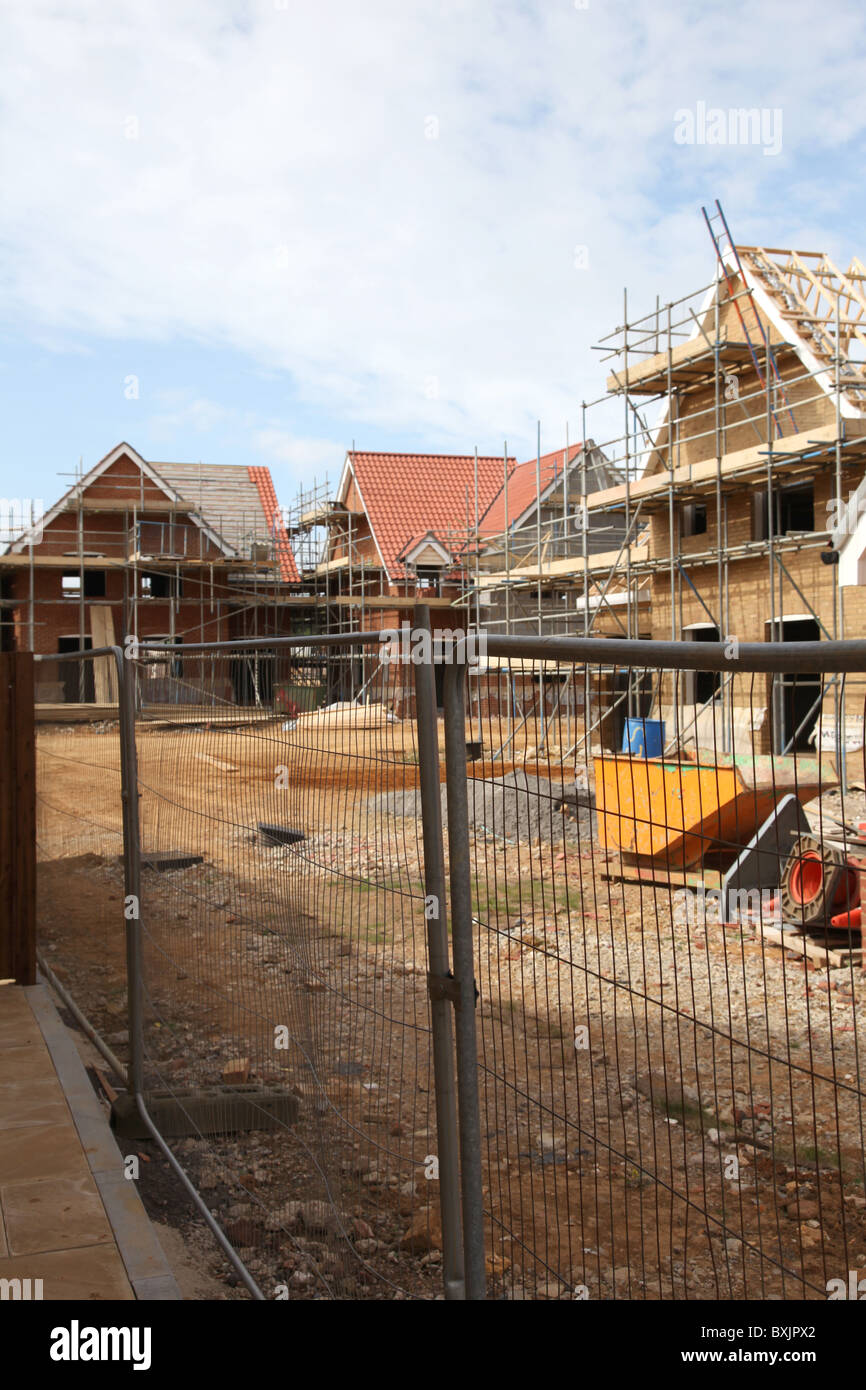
[2,1172,113,1256]
[0,982,181,1300]
[0,1245,134,1300]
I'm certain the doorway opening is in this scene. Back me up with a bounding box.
[231,650,275,706]
[58,635,95,703]
[683,623,721,706]
[766,617,821,751]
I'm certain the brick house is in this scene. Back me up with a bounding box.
[322,450,512,709]
[1,442,309,706]
[593,243,866,753]
[474,442,629,638]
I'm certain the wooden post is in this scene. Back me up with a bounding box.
[0,652,36,985]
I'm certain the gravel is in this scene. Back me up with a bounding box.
[369,771,594,845]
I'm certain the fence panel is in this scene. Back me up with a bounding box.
[129,640,445,1299]
[0,651,35,985]
[459,642,866,1300]
[31,633,866,1302]
[34,649,129,1040]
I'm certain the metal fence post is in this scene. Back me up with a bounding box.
[442,649,487,1300]
[412,606,465,1300]
[114,645,144,1097]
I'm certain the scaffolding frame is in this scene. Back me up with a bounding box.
[435,208,866,771]
[0,462,323,710]
[8,209,866,758]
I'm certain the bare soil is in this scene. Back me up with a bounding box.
[34,716,866,1300]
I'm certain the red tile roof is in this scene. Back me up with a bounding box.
[345,452,512,580]
[478,445,583,538]
[248,466,299,582]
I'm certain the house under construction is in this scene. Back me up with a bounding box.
[433,204,866,761]
[273,199,866,757]
[0,443,314,710]
[9,203,866,755]
[280,449,512,707]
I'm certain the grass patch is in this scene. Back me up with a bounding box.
[472,873,582,924]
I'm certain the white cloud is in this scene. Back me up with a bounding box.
[253,428,346,475]
[1,0,865,466]
[148,395,233,435]
[144,395,343,488]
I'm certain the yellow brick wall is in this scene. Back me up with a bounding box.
[648,532,866,643]
[648,462,866,575]
[646,294,838,475]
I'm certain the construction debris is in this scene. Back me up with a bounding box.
[296,701,396,730]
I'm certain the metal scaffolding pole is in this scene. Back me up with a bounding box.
[667,301,676,646]
[623,289,632,649]
[834,294,847,784]
[501,443,509,633]
[713,274,728,750]
[581,403,589,640]
[766,340,782,752]
[535,421,542,637]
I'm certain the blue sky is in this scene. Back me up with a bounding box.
[2,0,865,516]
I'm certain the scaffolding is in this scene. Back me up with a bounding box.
[440,441,637,640]
[12,204,866,751]
[435,203,866,766]
[442,210,862,609]
[278,473,397,700]
[266,206,866,758]
[0,459,326,710]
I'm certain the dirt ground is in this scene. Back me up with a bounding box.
[34,713,866,1301]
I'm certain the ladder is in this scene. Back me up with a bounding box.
[702,199,797,437]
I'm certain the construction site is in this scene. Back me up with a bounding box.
[6,201,866,751]
[249,205,866,766]
[6,204,866,1303]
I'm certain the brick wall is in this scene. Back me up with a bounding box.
[646,294,837,477]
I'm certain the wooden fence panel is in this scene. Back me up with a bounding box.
[0,652,36,985]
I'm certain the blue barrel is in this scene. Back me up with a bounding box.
[622,717,665,757]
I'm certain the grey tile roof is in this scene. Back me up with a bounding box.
[152,462,273,556]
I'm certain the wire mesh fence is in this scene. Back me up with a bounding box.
[463,642,866,1300]
[34,649,130,1053]
[28,630,866,1301]
[65,639,444,1301]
